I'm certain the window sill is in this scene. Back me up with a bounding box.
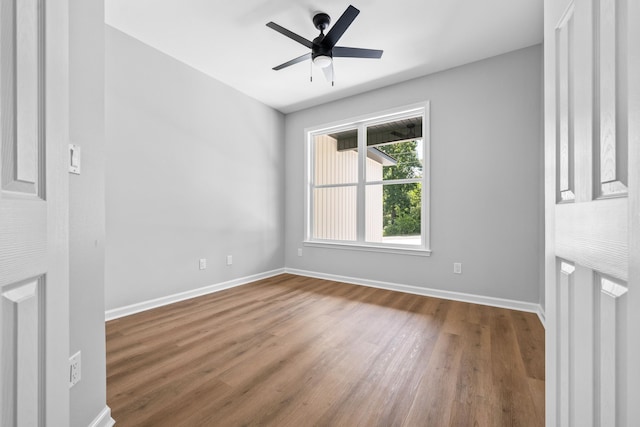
[303,240,432,257]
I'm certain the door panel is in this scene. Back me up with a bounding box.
[570,265,595,427]
[1,0,42,197]
[597,275,628,426]
[596,0,628,198]
[557,261,574,426]
[0,0,69,424]
[15,0,39,186]
[1,278,43,426]
[555,3,575,203]
[546,0,637,425]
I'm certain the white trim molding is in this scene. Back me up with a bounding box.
[303,240,431,257]
[105,269,285,321]
[285,268,544,320]
[537,305,546,328]
[600,276,628,299]
[88,406,115,427]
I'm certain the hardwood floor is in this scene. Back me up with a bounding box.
[106,274,545,426]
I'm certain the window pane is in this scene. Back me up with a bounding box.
[366,139,423,182]
[366,183,422,245]
[366,117,423,146]
[313,186,357,241]
[365,116,423,182]
[314,129,358,186]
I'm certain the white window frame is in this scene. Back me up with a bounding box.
[304,102,431,256]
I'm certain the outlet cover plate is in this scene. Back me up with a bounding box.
[69,351,81,388]
[453,263,462,274]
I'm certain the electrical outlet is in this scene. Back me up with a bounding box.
[297,248,303,257]
[226,255,233,266]
[69,351,81,388]
[453,263,462,274]
[199,258,207,270]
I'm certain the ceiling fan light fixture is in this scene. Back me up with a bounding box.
[313,55,332,68]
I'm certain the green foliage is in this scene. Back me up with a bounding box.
[378,140,422,180]
[377,141,422,236]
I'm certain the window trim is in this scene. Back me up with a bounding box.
[303,102,431,256]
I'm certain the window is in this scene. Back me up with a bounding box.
[305,103,430,255]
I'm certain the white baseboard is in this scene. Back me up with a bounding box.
[105,268,286,321]
[285,268,544,318]
[105,266,545,327]
[89,406,115,427]
[536,305,546,328]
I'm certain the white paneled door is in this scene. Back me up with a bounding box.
[545,0,639,425]
[0,0,70,425]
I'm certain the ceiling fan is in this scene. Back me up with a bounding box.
[391,123,417,139]
[266,5,383,85]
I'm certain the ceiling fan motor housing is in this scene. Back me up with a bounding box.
[312,35,333,61]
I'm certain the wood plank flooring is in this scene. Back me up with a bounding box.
[106,274,545,426]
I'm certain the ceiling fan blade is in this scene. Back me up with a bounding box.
[332,46,383,59]
[322,5,359,49]
[273,52,312,70]
[266,22,313,49]
[322,62,334,86]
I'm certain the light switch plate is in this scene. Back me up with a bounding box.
[69,144,81,174]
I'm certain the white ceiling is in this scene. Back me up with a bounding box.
[105,0,543,114]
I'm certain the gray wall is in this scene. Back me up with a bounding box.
[105,27,285,311]
[69,0,107,425]
[285,45,544,304]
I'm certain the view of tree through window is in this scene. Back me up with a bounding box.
[377,140,422,237]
